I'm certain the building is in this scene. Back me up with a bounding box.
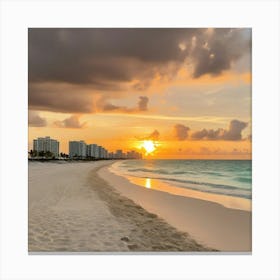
[33,136,59,157]
[33,137,44,152]
[129,150,142,159]
[86,143,109,159]
[67,139,142,160]
[104,149,108,159]
[97,146,103,158]
[87,144,98,158]
[115,149,123,159]
[69,141,87,158]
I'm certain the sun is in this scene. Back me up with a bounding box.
[141,140,156,155]
[136,139,160,156]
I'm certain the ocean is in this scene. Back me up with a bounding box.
[111,159,252,200]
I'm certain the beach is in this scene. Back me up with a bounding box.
[28,161,215,252]
[100,162,252,251]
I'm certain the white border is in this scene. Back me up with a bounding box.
[0,0,279,279]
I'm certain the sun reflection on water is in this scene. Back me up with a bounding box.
[145,178,151,189]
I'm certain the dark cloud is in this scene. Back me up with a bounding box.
[192,128,222,140]
[191,29,251,78]
[191,119,248,141]
[29,83,94,113]
[148,130,160,141]
[54,115,87,128]
[102,96,149,113]
[28,28,190,85]
[29,28,250,84]
[28,28,251,113]
[137,129,160,141]
[173,124,190,140]
[28,111,47,127]
[102,103,122,111]
[138,96,149,111]
[223,119,248,140]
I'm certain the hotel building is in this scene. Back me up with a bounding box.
[68,140,142,160]
[33,136,59,157]
[69,141,87,158]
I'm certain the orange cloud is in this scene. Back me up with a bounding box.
[54,115,87,129]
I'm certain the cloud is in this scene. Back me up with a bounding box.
[54,115,87,128]
[28,111,47,127]
[102,103,123,111]
[138,96,149,111]
[191,119,248,141]
[223,119,248,140]
[192,128,222,140]
[29,28,251,85]
[28,28,251,113]
[102,96,149,113]
[137,129,160,141]
[29,83,94,113]
[173,124,190,140]
[28,28,189,85]
[148,129,160,141]
[191,29,251,78]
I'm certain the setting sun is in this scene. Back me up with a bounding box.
[141,140,156,155]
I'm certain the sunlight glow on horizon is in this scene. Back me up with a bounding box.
[142,140,156,154]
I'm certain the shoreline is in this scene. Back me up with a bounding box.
[98,163,252,252]
[109,161,251,211]
[89,163,215,252]
[127,175,251,211]
[29,161,215,252]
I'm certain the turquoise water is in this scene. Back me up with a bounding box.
[113,160,252,199]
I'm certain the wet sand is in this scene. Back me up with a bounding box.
[99,163,252,252]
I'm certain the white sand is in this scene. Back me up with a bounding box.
[98,164,252,252]
[29,161,130,252]
[29,161,213,252]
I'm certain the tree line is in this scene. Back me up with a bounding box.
[29,150,68,159]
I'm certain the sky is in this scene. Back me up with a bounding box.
[28,28,252,159]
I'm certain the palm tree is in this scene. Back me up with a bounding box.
[38,151,45,157]
[45,151,54,158]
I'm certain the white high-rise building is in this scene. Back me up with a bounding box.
[104,149,108,159]
[101,147,105,159]
[69,141,87,158]
[93,145,99,158]
[33,136,59,157]
[87,144,98,158]
[69,140,114,160]
[50,139,59,157]
[99,147,102,159]
[33,137,44,152]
